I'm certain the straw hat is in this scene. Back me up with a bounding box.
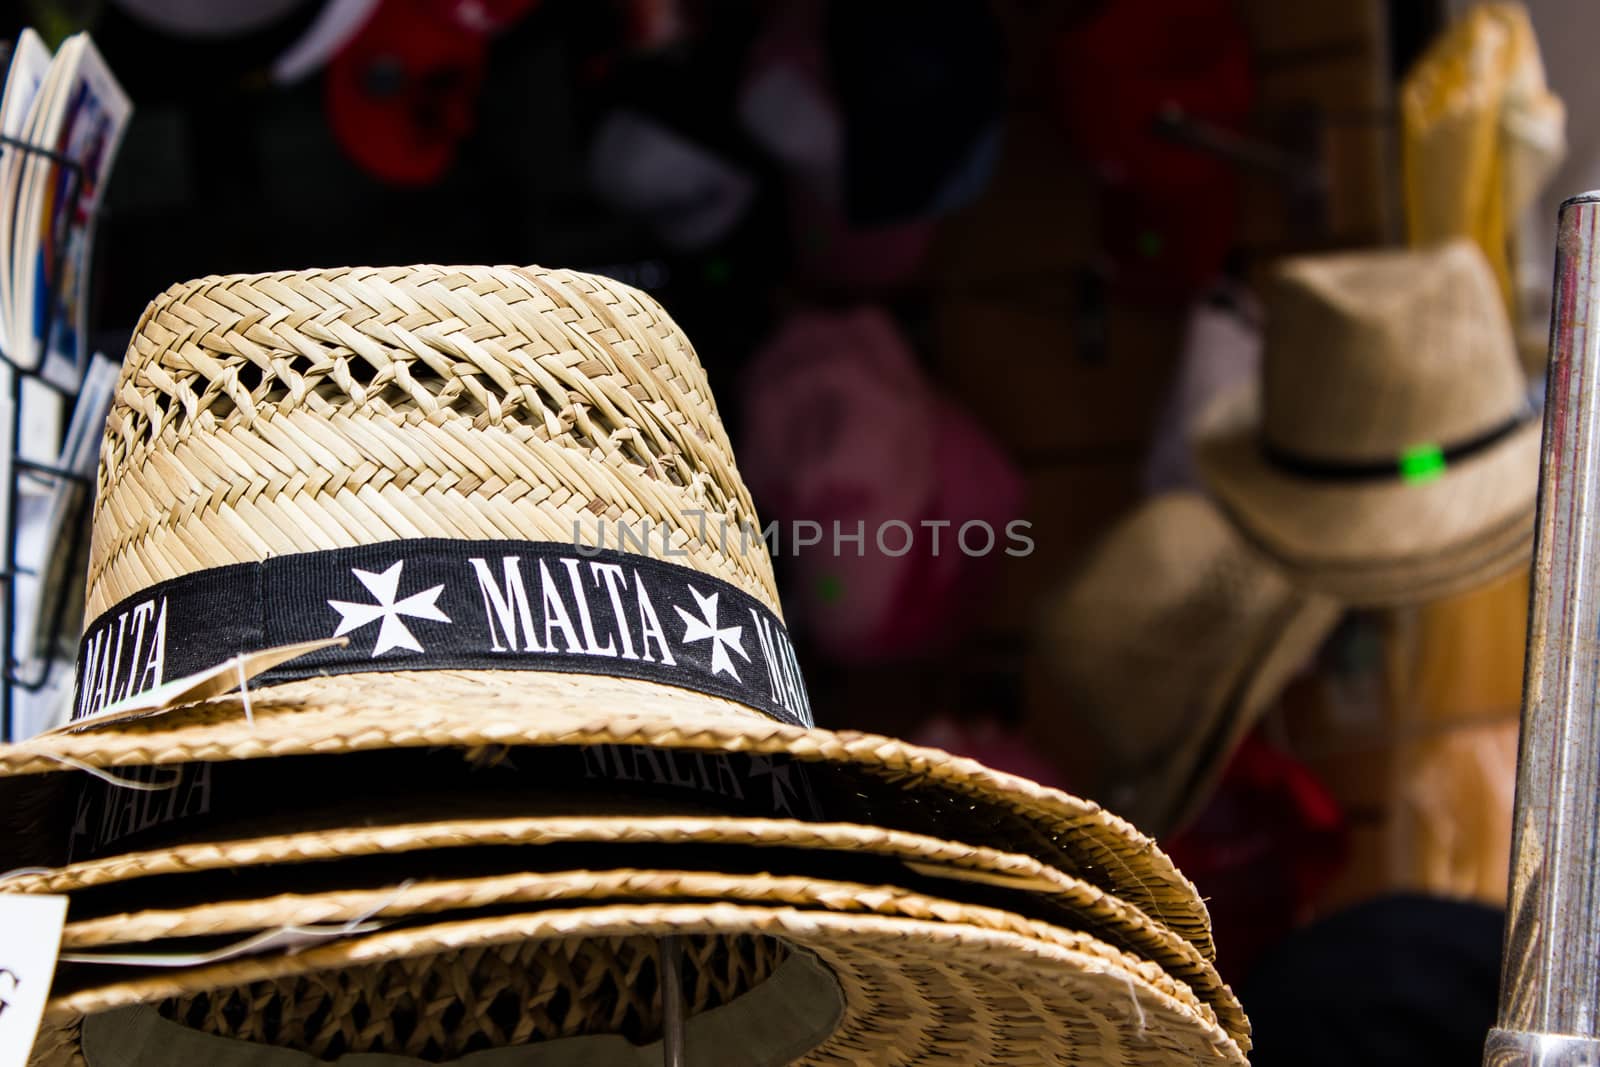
[15,823,1251,1058]
[1196,239,1540,605]
[5,812,1245,1040]
[33,907,1243,1066]
[0,266,1241,1063]
[1038,493,1341,837]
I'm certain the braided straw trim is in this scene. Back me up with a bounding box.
[20,816,1242,1044]
[56,865,1246,1050]
[0,673,1213,957]
[10,817,1065,896]
[37,906,1247,1066]
[90,265,774,620]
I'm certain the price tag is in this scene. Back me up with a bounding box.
[0,894,67,1067]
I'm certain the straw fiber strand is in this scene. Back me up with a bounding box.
[91,266,771,619]
[36,906,1247,1065]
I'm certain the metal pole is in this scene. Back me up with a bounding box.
[1486,192,1600,1066]
[660,936,686,1067]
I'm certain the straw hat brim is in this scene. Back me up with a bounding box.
[1269,509,1533,606]
[49,865,1246,1047]
[1163,591,1343,834]
[34,905,1248,1066]
[1196,406,1539,600]
[0,671,1212,957]
[9,814,1240,1041]
[1039,493,1343,836]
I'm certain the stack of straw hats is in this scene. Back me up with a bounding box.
[1038,238,1539,837]
[0,267,1249,1064]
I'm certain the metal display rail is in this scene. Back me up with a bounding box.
[1489,191,1600,1065]
[0,132,98,739]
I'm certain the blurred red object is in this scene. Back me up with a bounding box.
[326,0,539,185]
[1052,0,1250,293]
[1100,180,1242,296]
[1163,730,1348,983]
[1053,0,1250,192]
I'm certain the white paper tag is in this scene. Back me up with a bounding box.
[0,894,68,1067]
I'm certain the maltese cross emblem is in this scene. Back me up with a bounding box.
[328,561,450,655]
[675,585,750,682]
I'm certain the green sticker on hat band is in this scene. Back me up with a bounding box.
[1399,443,1446,483]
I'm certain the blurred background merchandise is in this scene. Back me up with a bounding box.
[0,1,1575,1057]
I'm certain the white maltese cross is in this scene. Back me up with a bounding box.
[328,561,450,655]
[675,585,750,682]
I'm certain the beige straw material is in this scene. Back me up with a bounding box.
[0,674,1215,958]
[1040,493,1341,837]
[88,265,771,619]
[1196,239,1538,604]
[1220,486,1533,607]
[0,261,1212,946]
[35,905,1248,1066]
[104,934,799,1063]
[50,867,1247,1048]
[7,814,1240,1040]
[1,815,1095,895]
[1269,506,1533,606]
[1172,591,1343,832]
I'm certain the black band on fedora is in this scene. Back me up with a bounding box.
[74,539,813,728]
[1259,409,1533,485]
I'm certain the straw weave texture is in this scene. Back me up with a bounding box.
[1,678,1214,958]
[50,863,1245,1046]
[7,814,1241,1039]
[89,266,774,620]
[36,906,1247,1066]
[165,934,783,1056]
[12,264,1244,1065]
[6,816,1073,896]
[1196,240,1539,598]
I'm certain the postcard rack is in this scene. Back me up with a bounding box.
[0,132,100,740]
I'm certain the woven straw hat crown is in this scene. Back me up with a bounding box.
[87,266,775,628]
[1260,238,1523,463]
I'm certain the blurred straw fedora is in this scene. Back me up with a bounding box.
[0,265,1244,1064]
[1196,239,1539,605]
[1039,493,1341,838]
